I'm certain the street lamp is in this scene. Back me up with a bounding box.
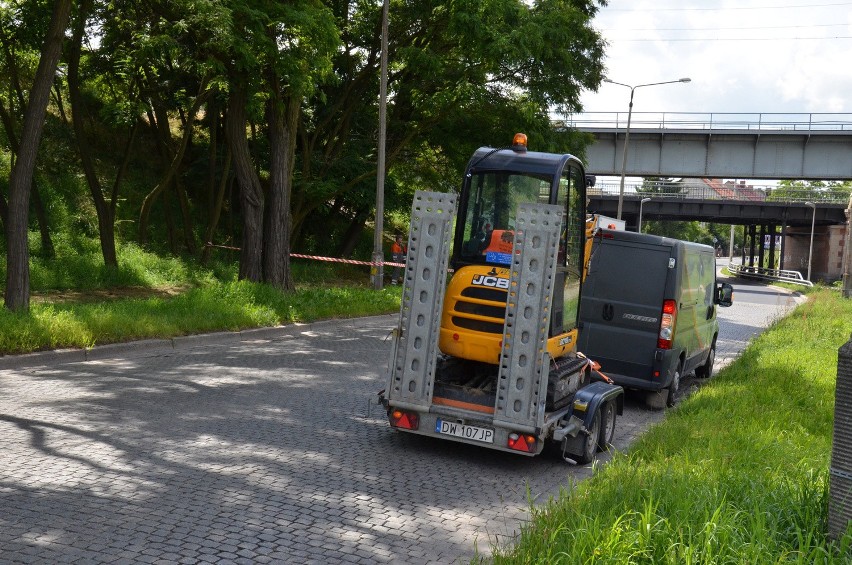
[638,197,651,233]
[604,77,691,220]
[371,0,390,289]
[805,201,816,282]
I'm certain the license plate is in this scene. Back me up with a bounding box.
[435,419,494,444]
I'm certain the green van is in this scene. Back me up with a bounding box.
[577,230,733,408]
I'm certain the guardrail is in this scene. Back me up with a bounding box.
[727,263,813,287]
[562,112,852,132]
[587,181,850,205]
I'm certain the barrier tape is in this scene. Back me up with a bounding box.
[291,253,405,268]
[205,242,405,268]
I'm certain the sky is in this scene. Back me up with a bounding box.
[578,1,852,118]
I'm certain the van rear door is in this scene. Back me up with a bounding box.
[578,236,671,381]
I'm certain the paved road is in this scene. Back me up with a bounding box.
[0,273,804,564]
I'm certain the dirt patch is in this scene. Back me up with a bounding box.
[31,285,190,304]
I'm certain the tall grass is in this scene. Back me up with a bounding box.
[0,239,399,354]
[493,288,852,564]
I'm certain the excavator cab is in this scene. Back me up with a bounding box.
[440,134,589,364]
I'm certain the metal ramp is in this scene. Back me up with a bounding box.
[386,190,456,410]
[492,203,563,433]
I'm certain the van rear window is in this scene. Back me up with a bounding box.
[587,243,669,305]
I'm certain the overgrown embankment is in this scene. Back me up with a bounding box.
[494,288,852,563]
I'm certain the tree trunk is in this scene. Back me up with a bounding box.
[263,87,297,291]
[5,0,72,311]
[201,149,232,266]
[0,96,53,252]
[31,179,54,257]
[67,0,118,267]
[206,94,220,221]
[138,88,209,246]
[226,83,264,282]
[338,207,369,258]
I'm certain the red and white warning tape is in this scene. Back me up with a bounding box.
[205,243,404,268]
[290,253,405,268]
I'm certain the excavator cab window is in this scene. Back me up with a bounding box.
[459,170,551,265]
[555,164,587,333]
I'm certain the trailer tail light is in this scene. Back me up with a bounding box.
[390,409,419,430]
[658,299,677,349]
[507,432,537,453]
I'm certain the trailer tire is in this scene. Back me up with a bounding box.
[575,408,601,465]
[598,401,616,450]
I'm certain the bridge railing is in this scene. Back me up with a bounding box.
[588,180,850,205]
[727,263,814,287]
[564,112,852,132]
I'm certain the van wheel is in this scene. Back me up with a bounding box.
[575,408,601,464]
[695,341,716,379]
[598,401,616,450]
[666,362,682,407]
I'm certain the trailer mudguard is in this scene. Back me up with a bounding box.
[559,381,624,462]
[570,381,624,430]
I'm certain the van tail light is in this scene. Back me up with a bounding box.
[390,409,419,430]
[507,432,537,453]
[657,299,677,349]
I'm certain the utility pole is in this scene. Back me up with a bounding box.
[371,0,390,290]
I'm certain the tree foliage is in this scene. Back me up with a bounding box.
[768,179,852,202]
[1,0,608,309]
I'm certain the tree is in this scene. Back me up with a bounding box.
[0,3,57,256]
[67,0,119,267]
[292,0,606,250]
[768,179,852,202]
[5,0,72,311]
[637,177,681,195]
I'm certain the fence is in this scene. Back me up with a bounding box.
[727,263,813,287]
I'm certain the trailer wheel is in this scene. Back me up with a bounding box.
[598,401,616,450]
[575,408,601,465]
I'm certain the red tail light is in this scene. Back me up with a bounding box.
[658,299,677,349]
[390,409,419,430]
[507,432,537,453]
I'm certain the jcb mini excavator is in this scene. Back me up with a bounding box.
[378,134,623,463]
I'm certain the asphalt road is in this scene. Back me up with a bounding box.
[0,272,805,564]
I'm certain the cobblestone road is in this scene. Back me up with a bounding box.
[0,272,804,564]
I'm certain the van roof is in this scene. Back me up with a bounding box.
[596,229,714,253]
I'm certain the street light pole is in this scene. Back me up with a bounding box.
[604,78,691,220]
[371,0,390,290]
[638,197,651,233]
[806,201,816,282]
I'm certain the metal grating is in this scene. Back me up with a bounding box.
[829,336,852,539]
[492,203,563,429]
[386,190,456,408]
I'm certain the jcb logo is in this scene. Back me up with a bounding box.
[471,275,509,289]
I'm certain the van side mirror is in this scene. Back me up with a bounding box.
[715,282,734,307]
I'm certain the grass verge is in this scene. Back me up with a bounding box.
[0,241,400,355]
[492,287,852,563]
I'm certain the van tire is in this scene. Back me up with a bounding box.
[695,340,716,379]
[666,361,682,407]
[575,408,601,464]
[598,401,616,450]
